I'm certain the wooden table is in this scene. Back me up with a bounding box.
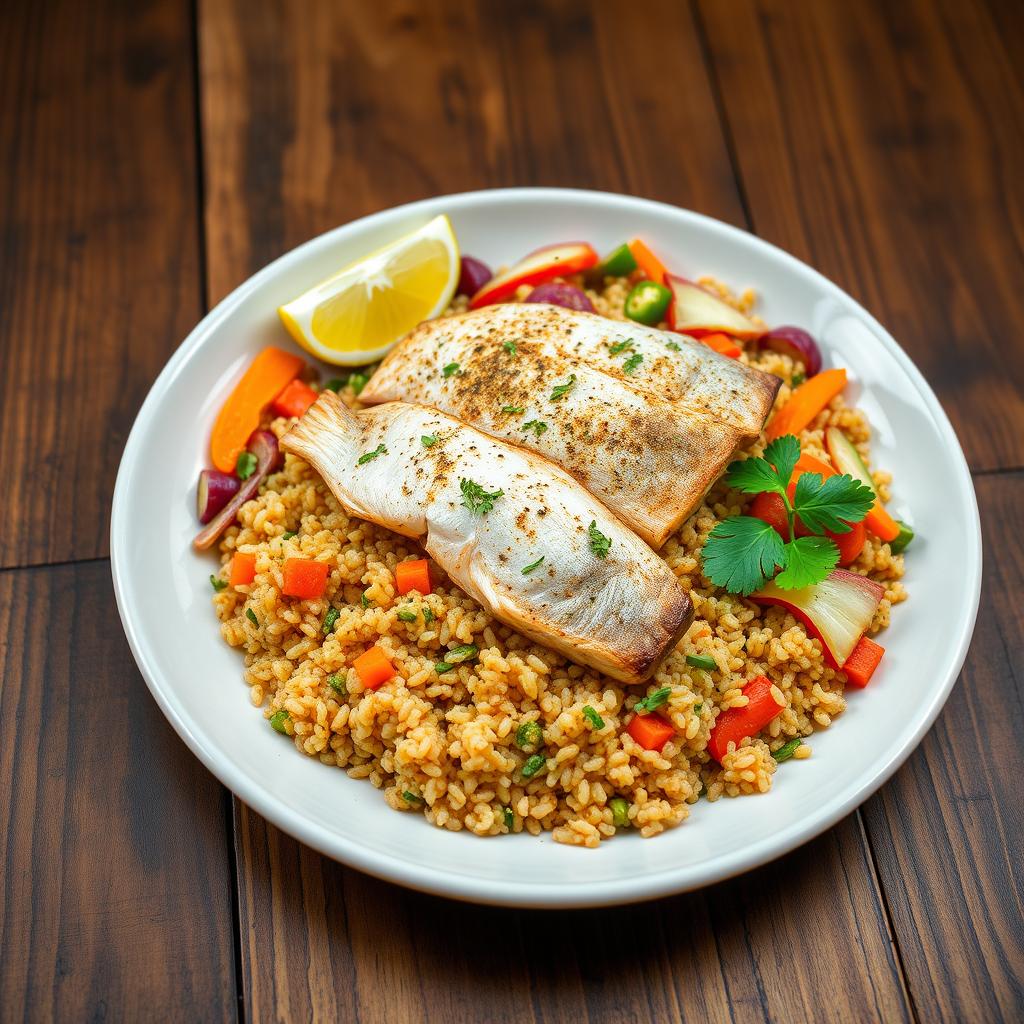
[2,1,1021,1019]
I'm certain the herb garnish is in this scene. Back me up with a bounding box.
[634,687,671,714]
[549,374,577,401]
[588,521,612,558]
[774,738,803,763]
[421,434,438,447]
[235,451,257,480]
[281,530,297,540]
[348,372,370,396]
[460,478,503,515]
[357,443,387,465]
[665,340,681,352]
[583,705,605,729]
[422,606,435,624]
[521,556,545,575]
[700,435,874,594]
[501,405,525,414]
[245,608,259,627]
[521,419,548,438]
[396,608,417,623]
[503,341,517,356]
[442,361,461,378]
[402,790,423,804]
[792,372,806,387]
[608,339,634,355]
[322,607,340,635]
[360,592,373,608]
[210,574,228,592]
[622,352,644,375]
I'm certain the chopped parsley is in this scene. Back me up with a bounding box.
[665,340,681,352]
[521,556,545,575]
[442,361,461,378]
[622,352,644,375]
[235,451,257,480]
[693,702,703,714]
[327,674,346,694]
[520,419,548,438]
[322,607,340,635]
[402,790,423,804]
[421,434,438,447]
[360,592,373,608]
[549,374,577,401]
[501,405,525,414]
[422,606,435,624]
[356,443,387,466]
[634,687,671,714]
[582,705,605,729]
[210,574,228,592]
[701,435,874,594]
[792,372,806,387]
[460,478,503,515]
[245,608,259,627]
[396,608,417,623]
[608,338,634,355]
[503,341,517,356]
[588,521,612,559]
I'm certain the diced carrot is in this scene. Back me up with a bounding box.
[281,558,329,599]
[395,558,432,596]
[353,646,396,691]
[626,713,676,752]
[211,347,305,472]
[766,368,847,442]
[842,636,884,688]
[229,551,256,587]
[700,332,742,358]
[271,378,318,419]
[708,675,785,763]
[628,239,669,284]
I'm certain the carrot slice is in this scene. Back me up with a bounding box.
[628,239,669,284]
[700,332,742,359]
[210,347,304,472]
[281,558,329,599]
[353,646,396,691]
[707,675,785,763]
[271,378,318,419]
[395,558,431,596]
[842,636,884,688]
[229,551,256,587]
[766,368,847,441]
[626,713,676,752]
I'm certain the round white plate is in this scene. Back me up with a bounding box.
[111,188,982,908]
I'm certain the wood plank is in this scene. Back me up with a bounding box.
[0,0,203,568]
[198,0,745,303]
[0,561,237,1021]
[199,0,913,1017]
[237,807,910,1024]
[861,471,1024,1022]
[696,0,1024,472]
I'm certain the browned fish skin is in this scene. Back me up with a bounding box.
[361,304,780,546]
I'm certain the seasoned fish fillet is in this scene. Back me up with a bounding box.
[360,304,780,546]
[282,391,693,684]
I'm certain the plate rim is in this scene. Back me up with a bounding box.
[111,186,983,908]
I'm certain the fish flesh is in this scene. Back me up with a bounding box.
[282,391,693,684]
[360,303,780,546]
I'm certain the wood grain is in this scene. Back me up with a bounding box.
[0,0,203,569]
[696,0,1024,472]
[0,561,237,1021]
[198,0,745,303]
[198,1,916,1019]
[861,471,1024,1022]
[236,806,910,1024]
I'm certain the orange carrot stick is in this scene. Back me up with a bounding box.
[700,332,742,358]
[842,636,884,688]
[766,368,847,441]
[628,239,669,284]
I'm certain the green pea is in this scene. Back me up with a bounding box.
[269,710,290,734]
[515,720,543,751]
[521,753,546,779]
[609,797,630,828]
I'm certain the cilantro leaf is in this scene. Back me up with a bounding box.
[442,361,461,378]
[588,521,612,558]
[608,339,633,355]
[665,340,681,351]
[521,419,548,438]
[701,516,785,595]
[792,473,874,534]
[725,457,786,497]
[357,444,387,465]
[460,478,503,515]
[549,374,577,401]
[762,435,801,489]
[773,536,839,589]
[622,352,644,374]
[421,434,438,447]
[503,341,517,356]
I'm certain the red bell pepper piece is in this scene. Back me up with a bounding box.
[707,675,785,763]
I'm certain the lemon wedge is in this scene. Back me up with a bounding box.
[278,214,460,366]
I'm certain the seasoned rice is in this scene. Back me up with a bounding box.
[211,275,906,846]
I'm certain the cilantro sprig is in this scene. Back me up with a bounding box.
[701,435,873,594]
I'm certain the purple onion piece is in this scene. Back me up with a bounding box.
[196,469,240,524]
[456,256,493,297]
[760,326,822,377]
[523,281,595,313]
[194,430,280,550]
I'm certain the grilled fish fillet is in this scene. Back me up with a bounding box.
[360,304,780,546]
[282,391,693,684]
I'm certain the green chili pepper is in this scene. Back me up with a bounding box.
[598,242,638,278]
[774,738,803,763]
[609,797,630,828]
[624,280,672,326]
[686,653,717,672]
[515,720,543,751]
[269,710,290,734]
[521,753,546,779]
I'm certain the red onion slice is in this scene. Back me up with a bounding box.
[196,470,240,524]
[524,281,595,312]
[456,256,493,297]
[760,326,822,377]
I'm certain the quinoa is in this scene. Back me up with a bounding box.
[211,275,906,847]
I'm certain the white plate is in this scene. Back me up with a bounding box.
[111,188,982,908]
